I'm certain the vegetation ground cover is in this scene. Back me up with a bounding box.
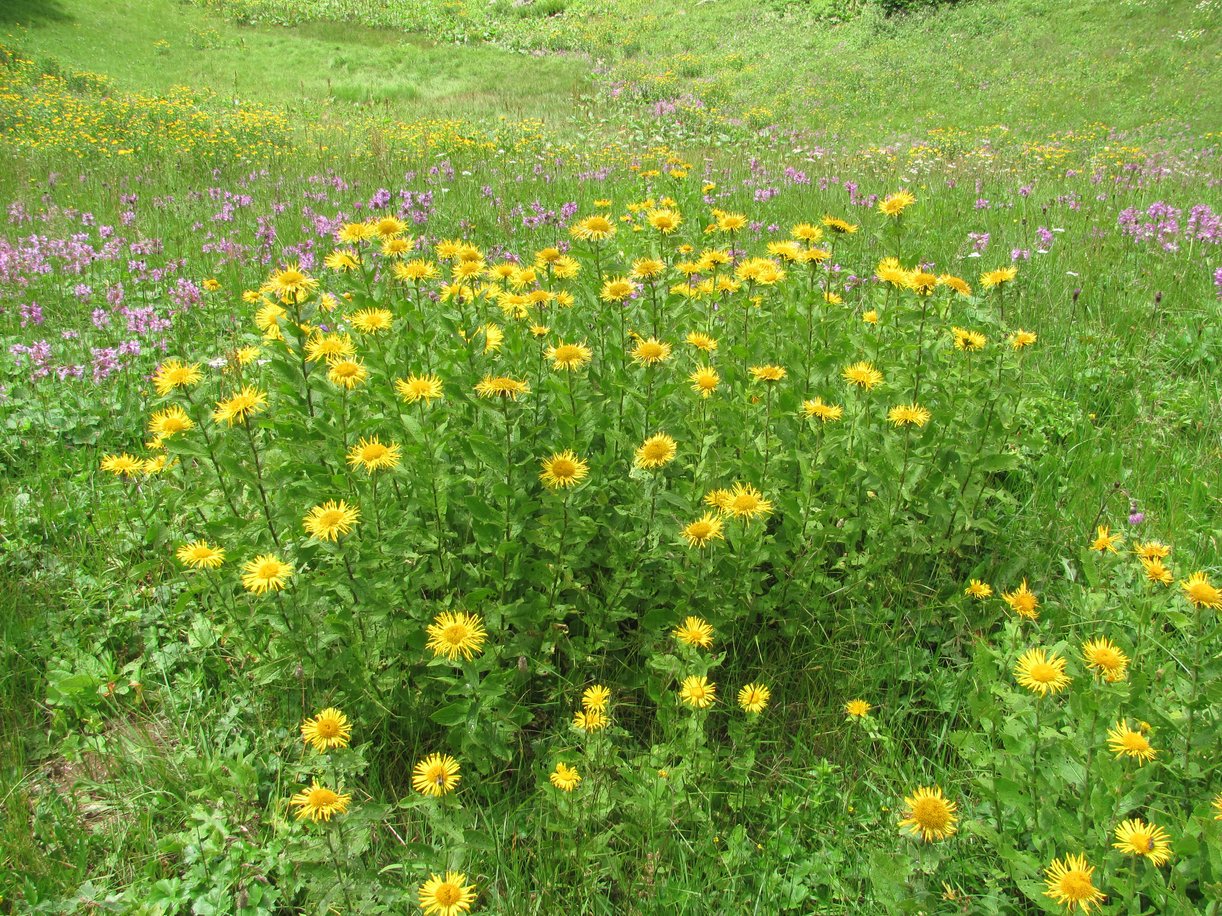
[0,0,1219,912]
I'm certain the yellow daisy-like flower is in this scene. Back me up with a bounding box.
[327,359,367,389]
[878,190,916,217]
[737,683,771,714]
[673,616,715,649]
[723,482,773,521]
[1113,818,1172,866]
[845,699,872,718]
[1014,648,1071,696]
[382,237,413,258]
[647,208,682,233]
[337,222,374,244]
[1180,571,1222,609]
[393,259,439,283]
[1133,540,1171,560]
[396,373,443,404]
[749,365,787,383]
[240,554,292,594]
[263,263,319,303]
[981,265,1018,289]
[572,708,609,732]
[898,786,958,842]
[822,215,858,234]
[1090,525,1122,553]
[418,871,476,916]
[233,345,262,366]
[212,386,268,425]
[426,611,488,661]
[347,436,401,473]
[549,761,581,792]
[689,366,720,398]
[305,332,355,364]
[635,433,677,470]
[148,405,194,440]
[1044,854,1105,913]
[842,361,884,391]
[142,455,169,476]
[324,249,360,272]
[1010,329,1038,349]
[547,341,592,372]
[540,450,589,489]
[475,375,530,400]
[1081,637,1129,682]
[1107,721,1156,765]
[152,358,203,396]
[801,398,843,422]
[289,782,351,822]
[631,337,672,366]
[685,331,718,352]
[176,542,225,570]
[862,310,879,324]
[887,404,931,428]
[952,326,987,351]
[600,277,637,302]
[681,513,725,549]
[582,685,611,711]
[101,453,142,478]
[370,214,406,239]
[631,257,665,280]
[791,222,824,242]
[303,500,360,542]
[964,580,993,599]
[1141,557,1173,586]
[413,753,461,797]
[908,271,938,296]
[570,214,616,242]
[704,488,733,511]
[301,708,352,752]
[1002,579,1040,620]
[679,675,716,709]
[716,212,748,232]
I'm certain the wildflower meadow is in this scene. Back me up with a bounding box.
[1,0,1219,912]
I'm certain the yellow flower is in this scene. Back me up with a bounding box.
[862,310,879,324]
[964,580,993,599]
[262,262,319,303]
[737,683,771,714]
[176,542,225,570]
[685,331,718,352]
[570,214,616,242]
[301,708,352,752]
[1043,854,1105,913]
[635,433,677,470]
[749,365,787,383]
[152,358,202,396]
[1140,557,1173,585]
[938,274,972,296]
[347,436,401,473]
[418,871,476,916]
[631,257,665,280]
[212,386,268,425]
[393,259,439,282]
[1180,571,1221,609]
[371,214,407,239]
[679,675,716,709]
[1133,541,1170,560]
[540,450,589,489]
[289,782,351,822]
[1014,648,1071,696]
[572,708,608,732]
[426,611,488,661]
[1107,720,1156,765]
[1090,525,1122,553]
[303,500,360,541]
[395,373,443,404]
[240,554,292,594]
[474,375,530,400]
[716,212,747,232]
[101,453,142,478]
[723,482,773,521]
[631,337,672,366]
[1081,637,1129,682]
[842,361,884,390]
[600,277,637,302]
[689,366,720,398]
[898,786,957,842]
[202,278,221,292]
[822,215,858,234]
[673,616,714,648]
[1002,579,1040,620]
[791,222,824,242]
[801,398,843,422]
[547,341,592,371]
[887,404,931,428]
[1213,792,1222,820]
[952,326,987,351]
[844,699,872,718]
[549,762,581,792]
[582,685,611,711]
[681,513,725,549]
[413,753,461,797]
[1010,329,1038,349]
[305,332,356,364]
[647,208,682,233]
[1113,818,1172,866]
[878,190,916,217]
[981,265,1018,289]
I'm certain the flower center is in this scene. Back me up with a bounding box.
[912,797,949,829]
[308,788,338,806]
[443,624,469,645]
[1061,873,1093,899]
[1030,662,1057,683]
[434,884,461,906]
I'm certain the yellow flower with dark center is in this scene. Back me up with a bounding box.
[1113,818,1172,866]
[878,190,916,217]
[845,699,872,718]
[176,542,225,569]
[1043,854,1105,913]
[1140,557,1173,585]
[1180,571,1221,609]
[1081,637,1129,682]
[582,685,610,711]
[418,872,476,916]
[152,358,202,395]
[888,404,932,428]
[393,259,439,282]
[546,341,592,372]
[241,555,292,594]
[802,398,843,422]
[749,365,787,383]
[301,708,352,752]
[570,215,616,242]
[981,265,1018,288]
[898,786,957,842]
[348,308,393,334]
[631,257,665,280]
[324,249,360,272]
[303,500,360,542]
[717,212,747,232]
[263,263,318,304]
[101,453,142,477]
[685,331,718,352]
[679,675,716,709]
[843,361,884,390]
[1107,721,1156,765]
[1014,648,1071,696]
[738,683,771,714]
[952,326,987,351]
[681,513,725,549]
[572,708,608,732]
[305,332,355,364]
[289,782,351,822]
[1010,328,1038,349]
[631,337,672,366]
[395,373,443,404]
[327,359,367,389]
[1002,579,1040,620]
[426,611,487,661]
[212,386,268,425]
[540,451,589,489]
[822,215,858,234]
[1090,525,1122,553]
[673,616,714,648]
[347,436,401,473]
[549,762,581,792]
[635,433,677,470]
[413,753,461,797]
[689,366,720,398]
[647,208,682,233]
[964,580,993,599]
[1133,541,1170,560]
[474,375,530,400]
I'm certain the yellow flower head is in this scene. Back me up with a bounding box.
[547,341,592,372]
[964,580,993,600]
[689,366,720,398]
[301,708,352,753]
[1107,720,1156,765]
[981,265,1018,289]
[426,611,488,661]
[1014,648,1071,696]
[347,436,401,473]
[845,699,872,718]
[540,450,590,489]
[600,277,638,302]
[1141,557,1173,586]
[101,453,143,478]
[303,500,360,542]
[737,683,771,714]
[647,208,682,233]
[802,398,843,422]
[305,332,356,364]
[1090,525,1122,553]
[570,214,616,242]
[152,358,202,396]
[176,542,225,570]
[1043,853,1105,913]
[673,616,714,649]
[952,326,987,351]
[898,786,958,842]
[1002,579,1040,620]
[1113,818,1172,866]
[413,753,461,797]
[572,708,609,732]
[582,685,611,711]
[549,762,581,792]
[878,190,916,217]
[723,482,773,521]
[842,361,884,391]
[1081,637,1129,682]
[685,331,718,352]
[631,337,672,366]
[212,386,267,425]
[348,308,393,335]
[749,364,787,383]
[1010,329,1038,349]
[396,373,443,405]
[289,782,351,822]
[887,404,931,428]
[679,675,716,709]
[474,375,530,400]
[681,513,725,549]
[822,215,858,234]
[418,871,476,916]
[241,554,292,594]
[635,433,677,470]
[1181,571,1221,609]
[263,262,319,304]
